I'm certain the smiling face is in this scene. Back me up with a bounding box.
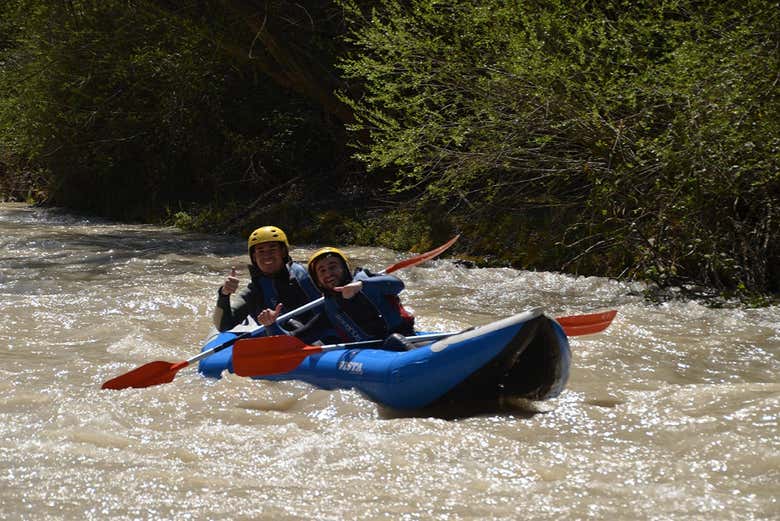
[251,241,285,275]
[313,255,346,291]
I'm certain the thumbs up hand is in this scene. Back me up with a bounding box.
[257,303,283,327]
[220,267,240,295]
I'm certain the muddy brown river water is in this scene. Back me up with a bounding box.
[0,202,777,520]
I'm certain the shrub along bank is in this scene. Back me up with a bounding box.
[1,1,777,302]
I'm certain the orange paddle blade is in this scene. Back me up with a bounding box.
[556,310,617,336]
[233,336,322,377]
[101,360,188,390]
[384,235,459,274]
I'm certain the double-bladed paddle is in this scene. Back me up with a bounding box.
[232,309,618,377]
[234,332,458,376]
[101,235,460,390]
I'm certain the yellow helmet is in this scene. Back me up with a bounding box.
[308,247,351,286]
[247,226,289,253]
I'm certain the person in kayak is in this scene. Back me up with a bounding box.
[307,247,416,350]
[213,226,325,340]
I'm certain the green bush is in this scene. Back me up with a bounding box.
[0,0,342,221]
[338,0,779,296]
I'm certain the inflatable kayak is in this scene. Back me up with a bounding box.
[198,308,571,410]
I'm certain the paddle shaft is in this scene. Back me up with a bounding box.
[306,310,612,353]
[231,308,618,378]
[299,309,617,353]
[314,331,457,352]
[232,332,458,377]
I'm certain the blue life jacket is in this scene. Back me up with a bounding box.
[256,261,320,309]
[322,270,414,342]
[254,261,322,336]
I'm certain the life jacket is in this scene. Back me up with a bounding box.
[384,294,415,334]
[289,262,321,300]
[322,270,415,342]
[254,261,321,310]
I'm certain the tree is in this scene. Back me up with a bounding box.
[0,0,346,220]
[337,0,779,296]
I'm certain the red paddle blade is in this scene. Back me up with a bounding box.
[233,336,322,377]
[556,309,617,336]
[101,360,188,390]
[384,235,459,274]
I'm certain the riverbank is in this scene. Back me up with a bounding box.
[166,197,779,308]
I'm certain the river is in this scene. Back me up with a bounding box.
[1,202,777,520]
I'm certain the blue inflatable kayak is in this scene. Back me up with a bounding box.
[198,308,570,410]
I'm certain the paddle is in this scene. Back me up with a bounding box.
[232,309,618,377]
[555,309,617,336]
[101,235,460,390]
[233,333,457,377]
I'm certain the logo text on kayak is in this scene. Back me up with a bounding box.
[338,360,363,375]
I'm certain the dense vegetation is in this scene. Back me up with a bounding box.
[0,1,348,223]
[1,1,778,302]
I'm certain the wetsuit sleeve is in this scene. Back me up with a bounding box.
[212,286,254,332]
[354,271,405,296]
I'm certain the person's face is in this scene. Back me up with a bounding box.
[252,242,285,275]
[314,256,345,291]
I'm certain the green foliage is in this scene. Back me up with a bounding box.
[1,0,777,301]
[0,0,342,221]
[2,1,214,216]
[166,205,238,231]
[338,0,780,296]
